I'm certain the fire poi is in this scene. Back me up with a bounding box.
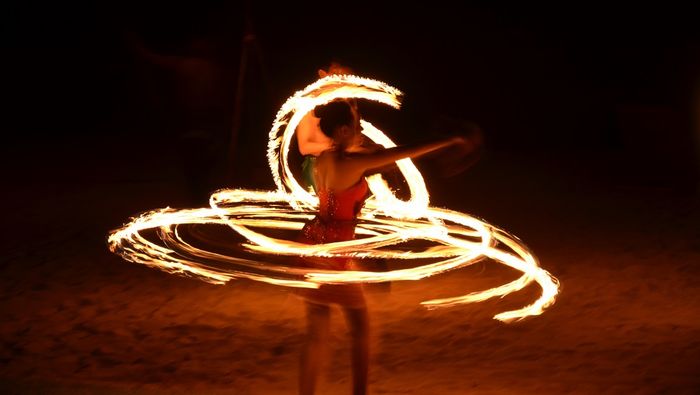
[108,75,560,323]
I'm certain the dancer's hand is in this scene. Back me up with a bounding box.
[450,127,483,151]
[439,128,484,177]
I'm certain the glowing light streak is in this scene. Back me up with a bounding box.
[109,75,559,322]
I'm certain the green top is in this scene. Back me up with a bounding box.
[301,155,317,192]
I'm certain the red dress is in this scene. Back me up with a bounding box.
[299,179,370,270]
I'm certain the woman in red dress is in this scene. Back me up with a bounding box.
[298,100,477,395]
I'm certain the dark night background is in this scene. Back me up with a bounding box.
[2,2,699,394]
[5,2,699,192]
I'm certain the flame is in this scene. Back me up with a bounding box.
[108,75,560,322]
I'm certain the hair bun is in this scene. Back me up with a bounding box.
[313,103,328,119]
[314,101,354,137]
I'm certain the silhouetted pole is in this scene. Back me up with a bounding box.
[228,5,254,182]
[227,4,273,183]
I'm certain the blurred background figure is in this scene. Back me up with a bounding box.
[296,62,362,190]
[125,30,234,204]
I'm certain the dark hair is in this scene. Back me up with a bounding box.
[315,101,354,138]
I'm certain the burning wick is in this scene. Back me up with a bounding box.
[108,75,559,322]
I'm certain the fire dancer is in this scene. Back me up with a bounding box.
[297,100,479,395]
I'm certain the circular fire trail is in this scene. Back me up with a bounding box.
[108,75,559,322]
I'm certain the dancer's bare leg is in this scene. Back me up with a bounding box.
[300,302,331,395]
[343,306,369,395]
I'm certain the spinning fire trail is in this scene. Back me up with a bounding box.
[108,75,560,323]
